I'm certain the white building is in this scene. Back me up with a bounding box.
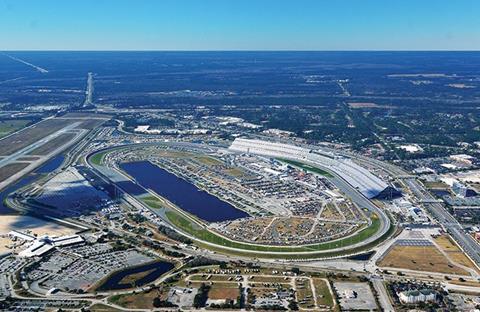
[229,138,394,199]
[398,289,436,304]
[452,181,469,198]
[18,234,84,258]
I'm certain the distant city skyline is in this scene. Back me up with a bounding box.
[1,0,479,51]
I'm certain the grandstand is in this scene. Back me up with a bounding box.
[229,138,398,199]
[229,138,310,160]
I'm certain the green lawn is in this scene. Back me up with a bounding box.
[140,195,164,209]
[165,210,380,253]
[313,278,335,307]
[0,119,32,138]
[90,150,108,166]
[278,158,333,177]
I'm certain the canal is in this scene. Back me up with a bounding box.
[120,161,249,222]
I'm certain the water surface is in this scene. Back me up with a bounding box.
[96,261,174,291]
[120,161,249,222]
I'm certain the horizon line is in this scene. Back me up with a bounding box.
[2,49,480,52]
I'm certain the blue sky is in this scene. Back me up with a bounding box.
[1,0,479,50]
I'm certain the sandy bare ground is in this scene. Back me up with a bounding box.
[0,215,76,254]
[0,215,75,236]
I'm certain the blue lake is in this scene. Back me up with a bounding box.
[120,161,249,222]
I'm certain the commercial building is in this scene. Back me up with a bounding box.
[18,234,84,258]
[398,289,437,304]
[452,182,477,198]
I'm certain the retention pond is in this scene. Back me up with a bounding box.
[120,161,249,222]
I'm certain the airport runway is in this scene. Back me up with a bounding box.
[0,122,81,168]
[0,123,87,191]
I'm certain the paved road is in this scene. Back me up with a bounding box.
[83,72,94,107]
[372,277,394,312]
[404,178,480,266]
[87,141,391,256]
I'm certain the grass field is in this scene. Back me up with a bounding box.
[434,235,480,273]
[249,276,291,283]
[423,181,450,189]
[208,284,239,301]
[165,210,380,253]
[108,289,162,310]
[0,118,74,156]
[195,155,222,166]
[0,119,31,138]
[0,162,30,182]
[225,168,245,177]
[90,150,108,166]
[189,274,233,282]
[119,269,156,285]
[140,195,164,209]
[278,158,333,177]
[312,278,335,308]
[378,245,469,275]
[295,278,315,309]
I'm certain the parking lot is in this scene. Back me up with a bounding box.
[334,282,377,311]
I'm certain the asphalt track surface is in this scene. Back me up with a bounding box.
[87,141,391,256]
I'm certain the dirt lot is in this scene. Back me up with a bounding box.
[296,278,315,309]
[208,285,239,300]
[435,235,480,273]
[27,132,77,156]
[189,274,233,282]
[378,245,469,275]
[110,289,162,310]
[320,203,343,220]
[0,162,29,182]
[0,215,75,236]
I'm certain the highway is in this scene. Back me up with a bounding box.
[83,72,94,107]
[404,177,480,266]
[263,135,480,266]
[347,150,480,266]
